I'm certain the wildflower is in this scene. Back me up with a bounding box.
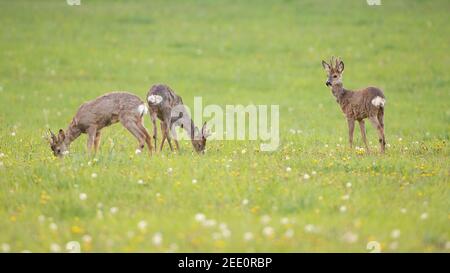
[135,149,142,155]
[110,207,118,214]
[49,223,58,231]
[221,228,231,238]
[91,173,97,178]
[11,132,16,137]
[50,243,61,253]
[342,232,358,244]
[262,226,274,237]
[346,182,352,188]
[38,215,46,223]
[391,229,401,239]
[243,232,254,241]
[420,212,428,220]
[65,241,81,253]
[137,179,144,185]
[1,243,10,253]
[342,194,350,200]
[340,205,347,213]
[280,217,289,225]
[71,225,84,234]
[311,171,317,175]
[195,213,206,222]
[0,153,4,158]
[241,149,247,154]
[82,235,92,244]
[284,229,294,238]
[203,219,217,227]
[242,199,249,206]
[303,173,310,180]
[152,232,163,246]
[260,215,271,224]
[192,179,197,184]
[137,220,148,231]
[400,208,407,214]
[304,224,317,233]
[167,167,173,173]
[79,193,87,201]
[286,167,292,172]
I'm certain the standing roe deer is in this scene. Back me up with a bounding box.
[321,57,386,153]
[47,92,152,157]
[146,84,210,154]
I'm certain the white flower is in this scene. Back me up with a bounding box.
[110,207,118,214]
[311,171,317,175]
[137,220,148,231]
[79,193,87,201]
[221,228,231,238]
[243,232,254,241]
[49,223,58,231]
[260,215,271,224]
[420,212,428,220]
[284,229,294,238]
[195,213,206,222]
[192,179,197,184]
[340,205,347,213]
[152,232,163,246]
[82,235,92,243]
[135,149,142,155]
[280,217,289,225]
[91,173,97,178]
[38,215,46,223]
[391,229,401,239]
[346,182,352,188]
[203,219,217,227]
[0,153,4,158]
[50,243,61,253]
[398,137,403,142]
[342,232,358,244]
[286,167,291,172]
[65,241,81,253]
[137,179,144,185]
[167,167,173,173]
[241,149,247,154]
[304,224,317,233]
[262,226,274,237]
[11,132,16,137]
[342,194,350,200]
[1,243,10,253]
[303,173,310,180]
[400,208,407,214]
[242,199,249,206]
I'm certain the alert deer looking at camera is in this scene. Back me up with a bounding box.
[147,84,210,154]
[322,57,386,153]
[47,92,152,157]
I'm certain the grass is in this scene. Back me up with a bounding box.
[0,0,449,252]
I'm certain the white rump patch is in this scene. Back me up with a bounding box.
[147,94,163,105]
[137,104,148,116]
[371,96,386,107]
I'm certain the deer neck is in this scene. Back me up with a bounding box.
[332,83,350,106]
[63,120,82,146]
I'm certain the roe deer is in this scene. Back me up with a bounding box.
[47,92,152,157]
[321,57,386,153]
[146,84,210,154]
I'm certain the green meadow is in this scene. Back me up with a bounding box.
[0,0,449,252]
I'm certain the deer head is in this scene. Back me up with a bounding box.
[191,122,211,154]
[47,129,69,157]
[322,56,345,87]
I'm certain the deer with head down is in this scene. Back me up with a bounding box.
[146,84,210,154]
[47,92,152,157]
[322,57,386,153]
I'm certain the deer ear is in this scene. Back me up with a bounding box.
[338,60,344,73]
[49,129,57,143]
[322,60,331,72]
[58,129,65,141]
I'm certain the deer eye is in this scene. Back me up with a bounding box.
[333,75,337,78]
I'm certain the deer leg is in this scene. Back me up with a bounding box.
[369,116,386,153]
[121,118,146,153]
[94,130,102,154]
[136,120,153,155]
[358,120,369,152]
[160,122,167,152]
[86,126,97,155]
[347,118,355,149]
[171,127,180,151]
[151,111,158,151]
[164,118,174,152]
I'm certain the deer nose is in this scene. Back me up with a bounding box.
[326,81,332,87]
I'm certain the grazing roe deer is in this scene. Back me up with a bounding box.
[146,84,210,154]
[47,92,152,157]
[322,57,386,153]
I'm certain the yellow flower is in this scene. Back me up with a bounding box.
[71,225,84,234]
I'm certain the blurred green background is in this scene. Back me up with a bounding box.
[0,0,448,252]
